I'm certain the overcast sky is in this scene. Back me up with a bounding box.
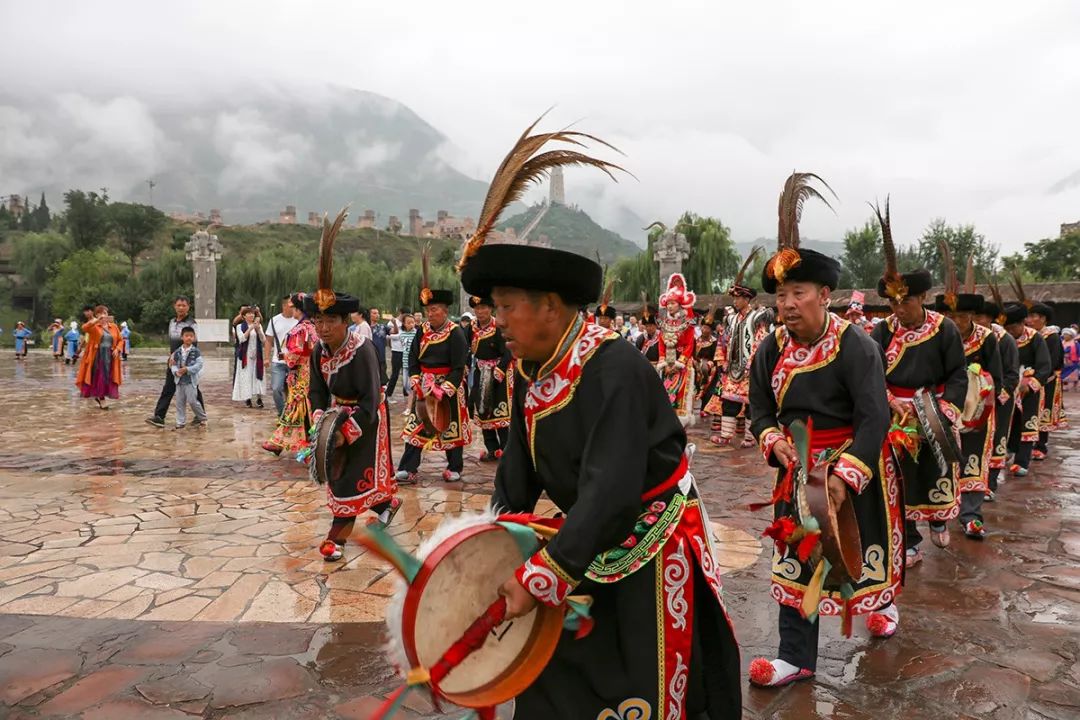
[3,0,1080,252]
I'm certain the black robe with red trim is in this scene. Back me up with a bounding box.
[401,320,472,450]
[989,326,1019,469]
[308,331,395,517]
[1040,327,1066,432]
[870,311,967,522]
[493,317,741,720]
[749,313,902,616]
[635,330,661,363]
[957,324,1002,493]
[470,320,513,430]
[1012,327,1051,445]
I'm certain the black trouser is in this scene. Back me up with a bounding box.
[153,365,204,420]
[988,467,1001,492]
[482,427,509,455]
[778,601,893,672]
[905,519,947,550]
[387,351,404,396]
[1036,430,1049,454]
[397,444,463,473]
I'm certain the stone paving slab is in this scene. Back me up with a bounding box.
[1,352,1078,718]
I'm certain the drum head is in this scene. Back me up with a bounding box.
[418,395,451,435]
[801,466,864,585]
[313,408,348,485]
[401,525,562,708]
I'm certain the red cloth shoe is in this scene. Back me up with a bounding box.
[748,658,814,688]
[963,519,987,540]
[930,526,950,548]
[1032,450,1047,461]
[319,539,343,561]
[905,547,923,568]
[710,435,731,446]
[866,610,898,639]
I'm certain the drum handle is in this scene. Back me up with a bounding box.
[371,596,508,720]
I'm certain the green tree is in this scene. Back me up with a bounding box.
[916,219,999,281]
[839,219,884,288]
[12,232,73,324]
[31,192,51,232]
[613,212,740,303]
[45,248,131,319]
[1011,232,1080,281]
[109,201,167,274]
[64,189,112,250]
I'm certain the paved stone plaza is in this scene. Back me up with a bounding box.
[0,353,1078,718]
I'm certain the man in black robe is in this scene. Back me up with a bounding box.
[1028,302,1065,459]
[868,201,967,567]
[748,177,901,688]
[935,291,1002,539]
[396,288,472,483]
[1004,303,1051,477]
[460,241,741,719]
[468,295,512,461]
[974,300,1019,500]
[305,210,397,562]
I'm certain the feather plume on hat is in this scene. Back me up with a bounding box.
[766,173,836,284]
[939,240,958,312]
[314,207,350,312]
[1008,266,1033,309]
[456,111,627,272]
[986,273,1007,325]
[871,197,907,302]
[733,246,762,289]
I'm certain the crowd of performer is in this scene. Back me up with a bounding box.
[8,113,1076,717]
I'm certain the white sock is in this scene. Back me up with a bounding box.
[771,659,801,678]
[876,604,899,623]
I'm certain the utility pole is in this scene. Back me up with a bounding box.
[147,179,156,207]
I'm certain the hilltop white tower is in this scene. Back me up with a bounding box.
[550,166,565,206]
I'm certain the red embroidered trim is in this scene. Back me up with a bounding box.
[884,310,944,374]
[516,547,575,606]
[318,330,365,381]
[771,313,846,407]
[833,453,870,493]
[963,323,990,357]
[419,322,453,355]
[470,322,496,355]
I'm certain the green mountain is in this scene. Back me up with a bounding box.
[499,203,642,265]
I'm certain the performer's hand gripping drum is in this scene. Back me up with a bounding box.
[310,407,350,485]
[912,387,962,474]
[355,513,568,718]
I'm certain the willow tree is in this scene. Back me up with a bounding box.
[612,211,740,302]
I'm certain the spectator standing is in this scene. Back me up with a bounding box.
[13,322,32,359]
[386,315,405,399]
[120,322,131,360]
[146,296,202,428]
[171,327,207,429]
[265,295,298,416]
[49,318,64,359]
[397,314,418,404]
[349,309,372,341]
[232,308,266,407]
[64,322,80,364]
[368,307,389,386]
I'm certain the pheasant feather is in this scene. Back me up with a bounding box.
[314,206,350,312]
[734,246,762,288]
[871,197,907,301]
[767,172,836,283]
[457,113,627,271]
[939,240,957,311]
[964,254,976,294]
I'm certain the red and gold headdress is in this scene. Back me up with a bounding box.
[659,272,696,311]
[872,197,907,302]
[313,207,350,312]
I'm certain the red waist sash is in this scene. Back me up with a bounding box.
[888,383,944,399]
[641,454,690,502]
[421,365,451,375]
[809,425,853,452]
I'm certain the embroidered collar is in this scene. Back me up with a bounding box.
[1016,326,1037,347]
[771,313,847,406]
[520,319,619,464]
[318,329,365,381]
[521,316,584,382]
[471,321,497,353]
[963,323,990,357]
[884,309,944,373]
[419,321,453,355]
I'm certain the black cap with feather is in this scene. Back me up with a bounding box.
[761,172,840,293]
[458,113,627,305]
[872,197,932,301]
[418,242,455,307]
[303,208,360,317]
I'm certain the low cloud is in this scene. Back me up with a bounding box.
[213,108,312,196]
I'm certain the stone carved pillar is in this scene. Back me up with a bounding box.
[653,226,690,290]
[185,230,223,320]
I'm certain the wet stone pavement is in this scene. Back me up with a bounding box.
[0,352,1077,718]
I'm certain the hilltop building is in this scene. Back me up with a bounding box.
[279,205,297,224]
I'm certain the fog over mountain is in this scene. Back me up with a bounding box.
[3,1,1080,252]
